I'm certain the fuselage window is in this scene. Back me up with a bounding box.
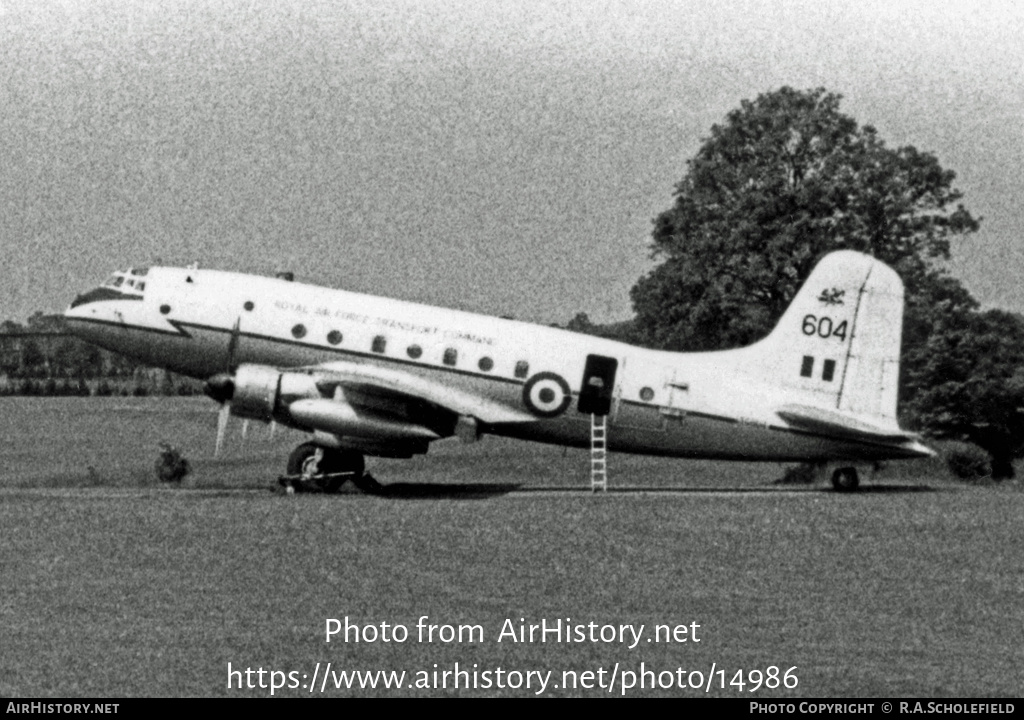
[327,330,343,346]
[407,345,423,359]
[639,386,654,402]
[443,348,458,366]
[514,360,529,379]
[136,282,145,292]
[478,356,494,372]
[244,301,254,311]
[372,335,387,353]
[159,304,171,315]
[292,324,307,339]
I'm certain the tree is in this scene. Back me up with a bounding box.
[632,87,979,353]
[19,338,46,377]
[51,337,104,378]
[565,312,595,334]
[561,312,642,344]
[904,310,1024,479]
[0,321,25,377]
[26,311,65,333]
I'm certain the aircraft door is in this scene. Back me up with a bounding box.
[577,354,618,416]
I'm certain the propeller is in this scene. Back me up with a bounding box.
[205,318,241,457]
[205,371,235,457]
[215,401,231,457]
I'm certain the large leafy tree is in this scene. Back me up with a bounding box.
[632,87,980,353]
[904,309,1024,479]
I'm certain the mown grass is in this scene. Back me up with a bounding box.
[1,398,1020,697]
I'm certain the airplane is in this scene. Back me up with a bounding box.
[63,250,933,493]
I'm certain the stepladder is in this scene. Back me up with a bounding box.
[590,413,607,491]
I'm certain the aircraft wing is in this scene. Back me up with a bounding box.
[775,403,911,442]
[300,359,535,427]
[212,360,539,458]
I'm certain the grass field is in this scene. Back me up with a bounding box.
[1,398,1021,697]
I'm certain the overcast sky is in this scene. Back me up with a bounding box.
[2,0,1022,325]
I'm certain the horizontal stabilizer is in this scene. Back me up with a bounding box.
[776,403,909,442]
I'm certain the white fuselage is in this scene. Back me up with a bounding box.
[64,266,929,462]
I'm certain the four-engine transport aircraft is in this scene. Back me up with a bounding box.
[63,250,932,492]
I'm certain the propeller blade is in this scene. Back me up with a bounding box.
[208,322,241,458]
[241,419,250,441]
[215,402,230,457]
[226,317,241,371]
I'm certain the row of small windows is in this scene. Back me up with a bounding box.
[289,324,528,377]
[241,303,660,405]
[214,303,520,377]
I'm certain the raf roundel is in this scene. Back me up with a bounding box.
[522,372,572,418]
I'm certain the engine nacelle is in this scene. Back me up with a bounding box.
[231,364,320,423]
[230,365,280,422]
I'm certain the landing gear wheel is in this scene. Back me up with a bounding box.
[287,443,365,493]
[831,467,860,492]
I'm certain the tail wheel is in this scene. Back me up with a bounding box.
[287,443,365,493]
[831,467,860,492]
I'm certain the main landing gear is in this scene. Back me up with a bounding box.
[830,466,860,492]
[282,442,367,494]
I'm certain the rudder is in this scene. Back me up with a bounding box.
[836,258,903,420]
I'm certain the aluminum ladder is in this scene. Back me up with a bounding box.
[590,413,608,492]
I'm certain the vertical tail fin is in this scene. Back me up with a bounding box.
[747,251,904,423]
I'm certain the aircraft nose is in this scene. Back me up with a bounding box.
[63,293,98,336]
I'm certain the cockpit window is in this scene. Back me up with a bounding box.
[101,269,147,296]
[71,268,148,308]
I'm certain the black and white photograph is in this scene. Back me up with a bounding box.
[1,0,1022,700]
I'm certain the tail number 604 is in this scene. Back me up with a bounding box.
[802,314,848,341]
